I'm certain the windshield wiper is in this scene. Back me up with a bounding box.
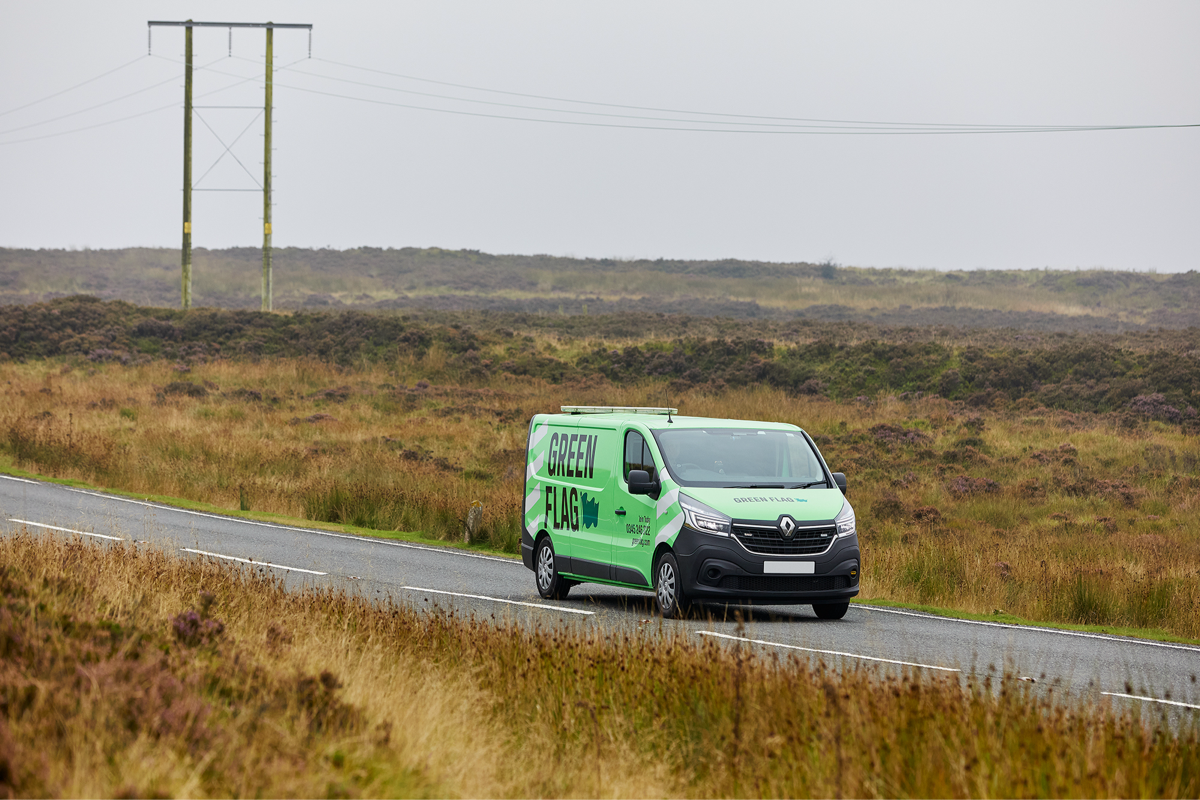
[785,481,828,489]
[729,484,786,489]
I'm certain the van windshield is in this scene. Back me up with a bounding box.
[652,428,829,489]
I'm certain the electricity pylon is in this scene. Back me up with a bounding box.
[148,20,312,310]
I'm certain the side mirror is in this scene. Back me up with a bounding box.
[627,469,656,496]
[832,472,848,497]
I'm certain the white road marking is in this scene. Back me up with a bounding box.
[180,547,328,575]
[401,585,595,616]
[0,475,40,485]
[1101,691,1200,711]
[8,473,1198,663]
[54,484,519,564]
[698,630,960,673]
[9,518,126,542]
[855,604,1200,655]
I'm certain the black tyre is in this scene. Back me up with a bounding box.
[654,552,690,619]
[813,601,849,620]
[534,537,571,600]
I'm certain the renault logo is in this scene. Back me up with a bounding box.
[778,515,796,539]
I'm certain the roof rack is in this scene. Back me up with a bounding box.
[561,406,678,415]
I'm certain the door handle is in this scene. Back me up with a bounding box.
[615,508,627,516]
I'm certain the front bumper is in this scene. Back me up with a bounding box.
[673,526,860,605]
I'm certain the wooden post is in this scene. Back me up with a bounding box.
[181,21,193,309]
[262,24,273,312]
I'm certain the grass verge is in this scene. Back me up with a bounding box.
[3,530,1199,798]
[6,460,1199,647]
[1,356,1198,638]
[9,456,1200,648]
[0,461,518,560]
[852,598,1200,648]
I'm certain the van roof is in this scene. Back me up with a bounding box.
[546,408,800,432]
[561,406,677,415]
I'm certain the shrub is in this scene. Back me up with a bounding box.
[945,475,1001,498]
[163,381,207,398]
[172,610,224,647]
[911,505,942,524]
[870,493,907,521]
[869,423,929,446]
[1128,393,1192,423]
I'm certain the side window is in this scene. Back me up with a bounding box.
[623,430,658,483]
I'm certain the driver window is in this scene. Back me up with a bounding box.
[623,431,658,483]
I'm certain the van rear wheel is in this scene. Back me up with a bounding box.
[535,537,571,600]
[813,601,849,620]
[654,553,690,619]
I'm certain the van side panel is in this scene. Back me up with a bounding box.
[525,418,620,576]
[523,416,573,564]
[525,416,651,589]
[563,422,620,581]
[607,423,666,587]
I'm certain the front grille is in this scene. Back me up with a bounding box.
[720,575,850,593]
[732,523,836,555]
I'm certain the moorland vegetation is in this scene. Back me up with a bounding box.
[3,296,1200,415]
[2,530,1196,797]
[3,246,1200,329]
[2,298,1199,639]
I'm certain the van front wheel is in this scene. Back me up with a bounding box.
[654,553,690,619]
[535,537,571,600]
[813,601,849,620]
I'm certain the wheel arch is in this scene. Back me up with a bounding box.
[652,541,673,578]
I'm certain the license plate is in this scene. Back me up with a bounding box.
[764,561,814,574]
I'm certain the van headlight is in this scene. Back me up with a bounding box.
[835,502,856,538]
[679,495,731,537]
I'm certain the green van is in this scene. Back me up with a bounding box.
[520,406,860,618]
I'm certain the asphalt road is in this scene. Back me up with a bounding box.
[4,473,1199,722]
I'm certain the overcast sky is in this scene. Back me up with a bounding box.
[1,1,1197,272]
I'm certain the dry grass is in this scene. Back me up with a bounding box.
[7,247,1192,326]
[2,529,1197,798]
[2,357,1199,638]
[538,266,1098,318]
[683,391,1200,638]
[0,532,504,797]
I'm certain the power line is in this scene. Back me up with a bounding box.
[284,62,866,130]
[0,55,147,118]
[310,55,1195,133]
[0,57,306,146]
[270,74,1199,135]
[4,50,1195,141]
[0,55,231,138]
[0,98,180,146]
[0,69,187,136]
[314,56,915,125]
[286,61,1197,133]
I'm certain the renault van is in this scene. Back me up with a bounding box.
[520,406,859,618]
